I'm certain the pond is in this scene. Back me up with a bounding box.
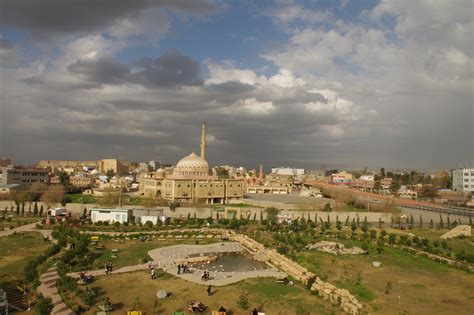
[190,251,269,272]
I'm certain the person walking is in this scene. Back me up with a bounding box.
[207,285,212,296]
[178,264,181,274]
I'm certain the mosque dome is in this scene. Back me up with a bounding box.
[173,152,209,178]
[176,152,209,169]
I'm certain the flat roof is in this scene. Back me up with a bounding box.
[90,208,131,212]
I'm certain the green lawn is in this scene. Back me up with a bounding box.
[86,238,219,271]
[66,193,97,204]
[0,232,51,282]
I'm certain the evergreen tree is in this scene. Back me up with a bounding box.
[21,203,25,216]
[345,216,349,226]
[447,216,451,229]
[33,202,39,216]
[419,215,423,228]
[430,219,434,229]
[253,213,257,221]
[16,204,20,216]
[438,215,444,229]
[469,216,472,226]
[260,210,263,221]
[378,217,383,229]
[39,205,44,217]
[409,214,414,228]
[28,203,32,216]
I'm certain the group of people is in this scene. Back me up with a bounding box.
[201,270,211,281]
[177,263,190,274]
[105,260,113,274]
[188,300,207,313]
[78,271,92,284]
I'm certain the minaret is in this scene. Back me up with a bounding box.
[200,121,206,160]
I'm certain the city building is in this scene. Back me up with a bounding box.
[38,160,98,171]
[1,166,49,185]
[331,173,351,186]
[99,159,129,175]
[0,184,26,194]
[271,167,305,176]
[381,178,393,190]
[246,185,290,194]
[351,179,375,191]
[398,186,418,199]
[306,169,325,178]
[141,122,243,204]
[90,208,132,224]
[0,158,11,167]
[452,168,474,193]
[69,175,95,188]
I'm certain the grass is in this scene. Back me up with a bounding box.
[66,193,97,204]
[0,232,50,282]
[86,272,335,315]
[0,215,39,230]
[86,238,219,271]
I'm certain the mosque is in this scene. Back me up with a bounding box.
[141,122,243,204]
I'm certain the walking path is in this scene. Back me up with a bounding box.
[0,221,54,241]
[37,267,74,315]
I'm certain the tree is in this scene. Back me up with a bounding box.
[351,219,357,234]
[447,216,451,229]
[323,202,332,212]
[16,204,20,216]
[265,207,280,224]
[105,169,115,182]
[380,168,386,178]
[21,203,25,216]
[29,182,48,201]
[420,185,438,199]
[390,181,401,193]
[39,205,44,217]
[388,233,396,244]
[33,202,39,216]
[376,240,384,254]
[41,185,65,206]
[369,229,377,240]
[430,219,434,229]
[237,291,250,310]
[361,217,369,233]
[215,167,229,179]
[419,215,423,228]
[438,215,444,229]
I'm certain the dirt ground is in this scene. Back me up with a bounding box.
[86,272,337,315]
[296,245,474,315]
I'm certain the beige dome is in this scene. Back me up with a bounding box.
[176,152,208,169]
[155,168,165,174]
[155,168,165,179]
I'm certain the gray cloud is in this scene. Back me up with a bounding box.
[133,51,204,87]
[0,0,221,35]
[67,56,131,85]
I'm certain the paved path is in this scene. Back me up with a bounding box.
[0,221,55,241]
[37,267,74,315]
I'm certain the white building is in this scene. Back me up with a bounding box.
[360,175,374,181]
[271,167,305,176]
[90,208,132,224]
[453,168,474,192]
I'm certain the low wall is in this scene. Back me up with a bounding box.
[0,201,393,223]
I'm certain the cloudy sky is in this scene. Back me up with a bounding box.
[0,0,472,170]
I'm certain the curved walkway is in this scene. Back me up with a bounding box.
[37,268,74,315]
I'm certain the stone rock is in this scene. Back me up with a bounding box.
[440,225,471,239]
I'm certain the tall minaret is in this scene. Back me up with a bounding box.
[200,121,206,160]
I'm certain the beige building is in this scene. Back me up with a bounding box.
[141,122,243,204]
[38,160,98,170]
[99,159,129,175]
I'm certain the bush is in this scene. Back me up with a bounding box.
[237,291,250,310]
[35,294,53,315]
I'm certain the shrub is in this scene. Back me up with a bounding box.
[388,233,396,244]
[35,294,53,315]
[237,291,250,310]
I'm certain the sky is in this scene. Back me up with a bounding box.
[0,0,472,170]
